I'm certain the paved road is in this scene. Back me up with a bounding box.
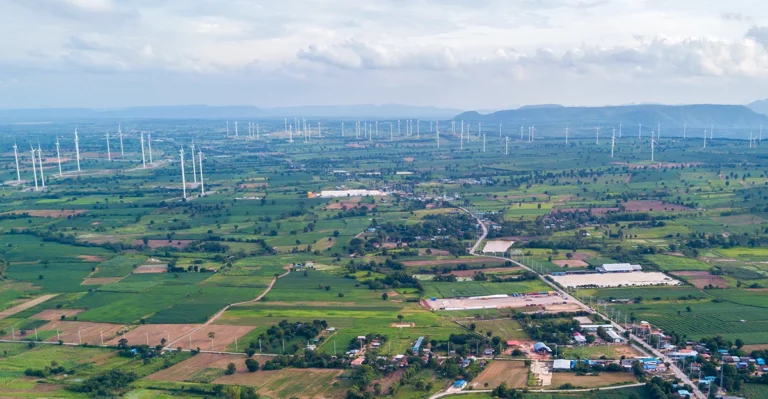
[456,206,705,399]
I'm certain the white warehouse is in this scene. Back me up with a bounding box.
[597,263,642,273]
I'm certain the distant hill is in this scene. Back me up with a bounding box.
[454,104,768,133]
[748,99,768,116]
[0,104,462,121]
[517,104,564,110]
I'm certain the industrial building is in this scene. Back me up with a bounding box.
[597,263,643,273]
[307,189,386,198]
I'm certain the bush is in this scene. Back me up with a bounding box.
[245,358,259,372]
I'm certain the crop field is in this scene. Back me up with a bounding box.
[743,384,768,399]
[559,345,640,359]
[3,117,768,398]
[549,372,638,388]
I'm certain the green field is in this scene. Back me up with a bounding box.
[422,280,551,298]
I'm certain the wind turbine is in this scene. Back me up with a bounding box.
[30,146,38,191]
[611,129,615,158]
[499,123,502,137]
[118,123,124,155]
[198,150,205,196]
[55,138,62,176]
[595,126,600,144]
[760,124,763,142]
[703,128,707,149]
[140,132,146,168]
[37,143,45,188]
[460,127,464,150]
[520,124,524,141]
[148,134,153,163]
[12,143,21,182]
[226,121,229,137]
[289,125,294,143]
[235,121,238,137]
[482,134,486,152]
[179,148,187,199]
[619,122,623,138]
[657,123,661,139]
[74,126,81,172]
[505,136,509,155]
[341,122,344,137]
[565,125,569,144]
[190,143,197,183]
[683,121,687,139]
[651,130,658,162]
[106,131,111,161]
[638,123,642,139]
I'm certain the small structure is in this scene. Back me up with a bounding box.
[677,390,691,398]
[483,348,495,356]
[413,336,425,352]
[605,330,623,343]
[453,380,467,389]
[573,332,587,345]
[580,324,614,332]
[534,342,552,353]
[350,358,365,367]
[553,359,573,371]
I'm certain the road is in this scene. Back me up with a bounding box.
[428,383,646,399]
[456,206,705,399]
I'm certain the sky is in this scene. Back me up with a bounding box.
[1,0,768,110]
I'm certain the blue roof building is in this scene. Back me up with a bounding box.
[413,336,424,352]
[453,380,467,389]
[534,342,552,353]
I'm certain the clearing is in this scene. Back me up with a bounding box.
[31,309,84,321]
[471,361,528,389]
[552,260,589,268]
[550,372,637,388]
[0,294,57,320]
[672,271,730,288]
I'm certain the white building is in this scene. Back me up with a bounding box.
[553,359,573,370]
[597,263,643,273]
[317,189,385,198]
[605,330,623,343]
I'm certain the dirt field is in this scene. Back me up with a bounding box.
[451,267,521,277]
[33,320,124,345]
[552,260,589,268]
[133,239,194,249]
[550,372,637,388]
[146,353,258,381]
[403,257,500,267]
[78,255,107,262]
[4,209,87,218]
[555,208,619,215]
[425,293,571,311]
[390,322,415,328]
[325,197,377,210]
[623,200,690,212]
[31,309,84,321]
[0,294,57,320]
[133,264,167,273]
[106,324,201,347]
[471,361,528,389]
[81,277,122,285]
[166,325,257,351]
[550,272,680,288]
[672,271,730,288]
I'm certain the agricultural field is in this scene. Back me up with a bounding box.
[2,116,768,397]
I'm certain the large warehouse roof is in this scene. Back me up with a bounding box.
[597,263,642,273]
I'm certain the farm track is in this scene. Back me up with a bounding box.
[0,294,57,320]
[164,267,291,349]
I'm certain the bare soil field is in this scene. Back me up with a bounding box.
[552,260,589,267]
[623,200,690,212]
[403,257,499,267]
[32,309,84,321]
[325,198,376,210]
[451,267,521,277]
[672,271,730,288]
[555,208,619,215]
[132,239,194,249]
[0,294,57,320]
[4,209,87,218]
[185,325,256,351]
[106,323,201,347]
[81,277,122,285]
[418,248,450,256]
[78,255,107,262]
[35,320,124,345]
[426,294,570,311]
[472,361,528,389]
[550,372,637,388]
[133,264,167,273]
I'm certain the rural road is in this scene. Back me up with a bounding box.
[428,383,646,399]
[457,207,705,399]
[164,267,291,350]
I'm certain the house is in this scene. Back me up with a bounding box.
[453,380,467,389]
[306,344,317,350]
[326,327,337,332]
[534,342,552,353]
[483,348,495,356]
[573,332,587,345]
[669,350,699,360]
[351,358,365,367]
[553,359,573,371]
[413,336,425,352]
[677,389,691,398]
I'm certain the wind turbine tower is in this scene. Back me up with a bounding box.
[179,148,187,199]
[118,123,124,155]
[651,130,658,162]
[140,132,146,168]
[565,125,569,144]
[235,122,238,137]
[505,136,509,155]
[499,123,502,137]
[226,121,229,137]
[190,143,197,183]
[619,122,623,138]
[74,126,81,172]
[595,126,600,144]
[657,123,661,139]
[683,121,687,139]
[37,143,45,188]
[703,129,707,149]
[483,134,486,152]
[148,134,153,163]
[106,131,111,161]
[198,150,204,196]
[13,143,21,182]
[611,129,615,158]
[55,138,62,176]
[638,123,642,139]
[341,122,344,137]
[30,147,38,191]
[390,123,394,142]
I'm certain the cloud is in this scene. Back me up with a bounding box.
[747,26,768,47]
[721,12,751,22]
[297,41,460,70]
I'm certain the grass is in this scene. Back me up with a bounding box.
[421,280,552,299]
[743,384,768,399]
[461,319,529,340]
[549,372,638,389]
[645,255,711,271]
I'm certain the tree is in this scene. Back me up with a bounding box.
[735,338,744,349]
[397,314,404,322]
[225,362,236,375]
[245,358,259,372]
[381,292,388,301]
[208,332,216,350]
[223,385,241,399]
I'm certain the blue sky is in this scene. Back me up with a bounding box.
[1,0,768,109]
